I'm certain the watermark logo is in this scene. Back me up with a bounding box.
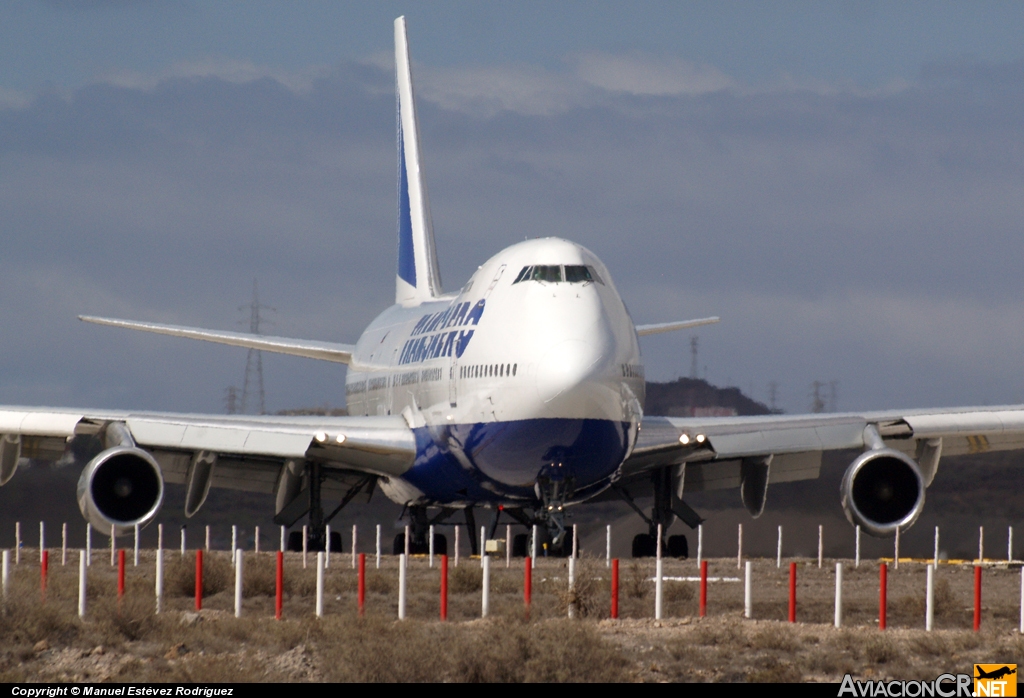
[975,665,1017,697]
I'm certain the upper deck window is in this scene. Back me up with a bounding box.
[512,264,604,285]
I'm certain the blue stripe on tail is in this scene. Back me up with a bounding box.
[397,109,416,287]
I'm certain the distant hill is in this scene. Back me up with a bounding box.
[644,377,775,417]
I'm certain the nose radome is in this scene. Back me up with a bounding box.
[535,339,604,407]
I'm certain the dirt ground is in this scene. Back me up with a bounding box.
[2,549,1023,682]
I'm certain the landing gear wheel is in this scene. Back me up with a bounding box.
[667,534,689,559]
[431,533,448,556]
[632,533,657,558]
[512,533,529,558]
[392,533,406,555]
[288,531,303,552]
[329,531,343,553]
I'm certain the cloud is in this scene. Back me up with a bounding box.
[572,52,736,96]
[0,54,1022,416]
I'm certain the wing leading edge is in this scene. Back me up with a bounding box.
[79,316,355,364]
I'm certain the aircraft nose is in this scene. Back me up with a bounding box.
[535,339,601,405]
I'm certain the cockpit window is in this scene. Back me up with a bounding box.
[531,265,563,282]
[564,265,593,283]
[512,264,604,285]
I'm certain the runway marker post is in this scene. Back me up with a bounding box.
[78,550,86,618]
[1019,567,1024,634]
[117,549,125,603]
[2,549,8,604]
[302,525,308,569]
[531,525,538,568]
[738,523,743,570]
[61,523,67,566]
[974,565,982,632]
[15,522,20,564]
[506,525,512,569]
[40,550,48,603]
[834,563,843,628]
[979,526,984,563]
[788,563,797,623]
[697,524,703,567]
[429,524,434,568]
[231,525,237,566]
[110,524,115,566]
[479,526,485,568]
[482,554,490,618]
[280,525,285,553]
[818,525,823,568]
[398,553,407,620]
[439,553,447,620]
[155,546,163,614]
[180,526,186,557]
[234,550,243,618]
[879,562,887,630]
[926,564,934,632]
[453,526,459,567]
[351,525,357,570]
[655,524,663,620]
[524,557,532,615]
[1009,526,1014,563]
[325,525,331,568]
[744,560,752,619]
[699,559,708,618]
[855,525,861,568]
[86,525,91,567]
[777,525,783,568]
[404,525,410,557]
[205,525,210,553]
[39,521,44,562]
[275,551,283,620]
[195,549,203,611]
[315,551,324,618]
[376,524,382,569]
[255,526,260,554]
[358,553,366,616]
[934,526,940,569]
[895,527,900,570]
[611,558,619,619]
[133,524,139,567]
[606,525,612,568]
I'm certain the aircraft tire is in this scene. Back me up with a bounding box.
[512,533,529,557]
[667,534,689,559]
[631,533,657,558]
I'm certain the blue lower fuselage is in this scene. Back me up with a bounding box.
[400,417,631,505]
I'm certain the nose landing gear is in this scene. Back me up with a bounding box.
[535,463,574,553]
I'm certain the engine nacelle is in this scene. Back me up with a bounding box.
[840,447,924,537]
[77,446,164,535]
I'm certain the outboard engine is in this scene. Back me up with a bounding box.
[76,423,164,535]
[840,425,924,537]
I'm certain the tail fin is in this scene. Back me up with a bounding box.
[395,16,443,305]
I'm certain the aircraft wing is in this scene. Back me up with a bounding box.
[79,316,355,364]
[616,405,1024,532]
[0,406,414,527]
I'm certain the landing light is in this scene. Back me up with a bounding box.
[696,434,706,444]
[335,434,346,444]
[315,432,327,443]
[679,434,690,445]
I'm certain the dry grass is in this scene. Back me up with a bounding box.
[6,556,1024,682]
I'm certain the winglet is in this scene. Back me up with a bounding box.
[395,16,443,305]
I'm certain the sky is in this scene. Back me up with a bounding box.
[2,1,1024,416]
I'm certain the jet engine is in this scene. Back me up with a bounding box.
[840,445,924,538]
[77,445,164,535]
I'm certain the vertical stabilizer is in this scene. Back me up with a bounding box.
[395,16,443,305]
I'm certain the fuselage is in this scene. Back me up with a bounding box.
[345,237,645,508]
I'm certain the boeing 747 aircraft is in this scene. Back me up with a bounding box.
[3,18,1024,558]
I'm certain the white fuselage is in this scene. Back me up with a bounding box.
[345,238,644,507]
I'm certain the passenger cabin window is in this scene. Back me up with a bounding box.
[512,264,603,285]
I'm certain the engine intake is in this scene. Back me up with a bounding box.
[840,447,924,537]
[77,446,164,535]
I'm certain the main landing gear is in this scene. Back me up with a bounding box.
[392,505,450,555]
[615,466,703,559]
